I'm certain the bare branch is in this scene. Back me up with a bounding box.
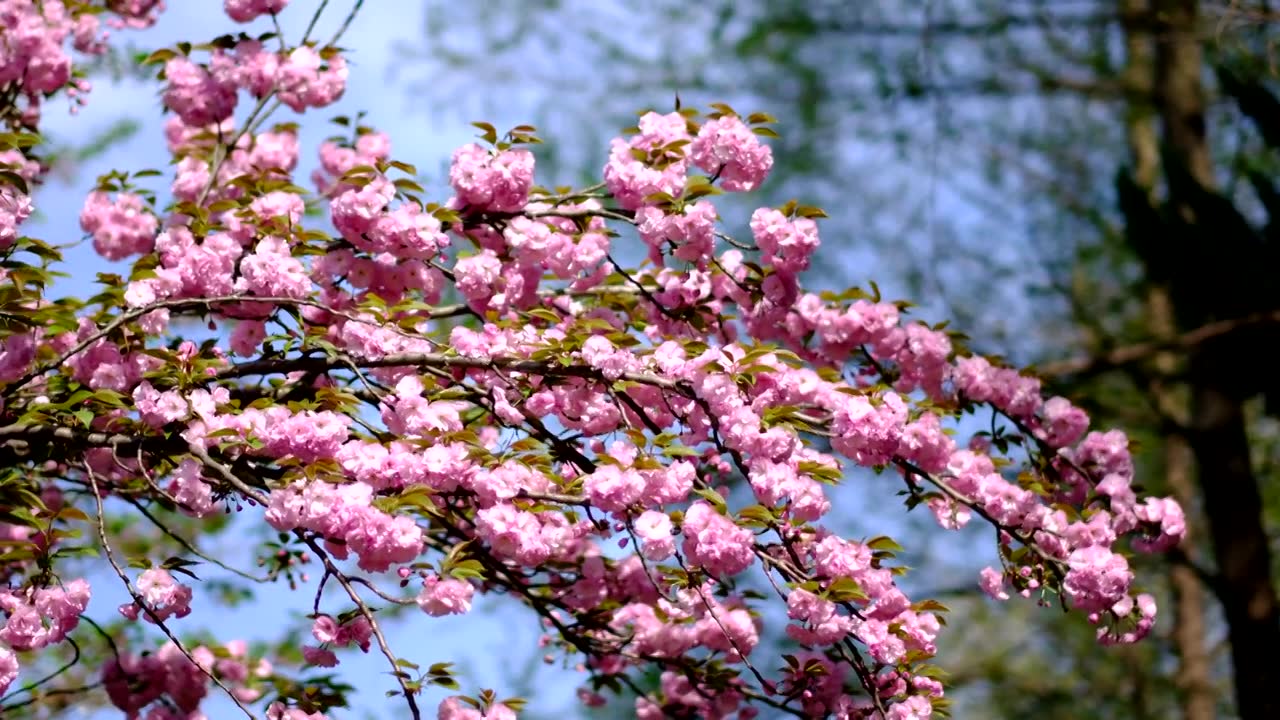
[1034,309,1280,377]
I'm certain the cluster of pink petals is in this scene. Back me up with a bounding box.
[313,131,391,194]
[119,568,193,623]
[603,111,692,209]
[416,575,475,616]
[162,55,239,127]
[449,143,536,213]
[634,670,759,719]
[302,613,374,667]
[166,121,300,203]
[0,0,137,117]
[690,115,774,191]
[0,646,15,696]
[0,149,40,250]
[273,46,348,111]
[225,0,290,23]
[611,598,757,672]
[0,578,89,651]
[103,640,269,716]
[680,500,755,577]
[636,200,718,267]
[265,480,423,572]
[0,184,33,251]
[79,191,158,260]
[750,208,820,277]
[163,37,346,128]
[0,330,35,384]
[184,403,350,464]
[60,316,164,391]
[605,111,773,214]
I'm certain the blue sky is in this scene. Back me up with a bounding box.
[26,2,1008,718]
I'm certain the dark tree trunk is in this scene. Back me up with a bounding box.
[1151,2,1280,717]
[1186,381,1280,719]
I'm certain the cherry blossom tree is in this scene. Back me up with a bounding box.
[0,2,1186,719]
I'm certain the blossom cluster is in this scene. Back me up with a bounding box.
[0,1,1189,719]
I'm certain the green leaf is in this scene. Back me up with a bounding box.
[471,122,498,145]
[448,559,486,580]
[826,577,869,603]
[141,47,179,65]
[865,535,904,553]
[693,487,729,514]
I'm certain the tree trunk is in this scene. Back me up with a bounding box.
[1186,383,1279,719]
[1120,2,1217,717]
[1152,2,1280,717]
[1166,437,1219,720]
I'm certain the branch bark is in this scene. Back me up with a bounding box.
[1034,308,1280,378]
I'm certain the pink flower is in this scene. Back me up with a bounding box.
[475,504,550,566]
[0,187,33,250]
[453,250,504,309]
[636,201,718,267]
[680,501,753,577]
[163,56,237,127]
[133,380,188,427]
[786,588,855,646]
[275,46,347,111]
[603,111,691,210]
[579,335,641,381]
[0,579,91,651]
[335,616,373,652]
[979,566,1009,601]
[0,646,16,695]
[1131,497,1187,553]
[886,695,933,720]
[1063,546,1132,613]
[750,207,819,275]
[225,0,289,22]
[691,115,773,191]
[301,646,338,667]
[167,459,215,517]
[633,510,675,560]
[80,191,157,260]
[311,615,340,644]
[127,568,193,623]
[235,237,311,298]
[583,463,646,512]
[450,143,535,212]
[416,575,475,617]
[1038,396,1090,448]
[830,392,907,466]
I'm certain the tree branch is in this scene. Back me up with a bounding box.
[1034,309,1280,377]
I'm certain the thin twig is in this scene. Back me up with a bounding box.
[0,636,81,705]
[84,463,256,719]
[298,535,423,719]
